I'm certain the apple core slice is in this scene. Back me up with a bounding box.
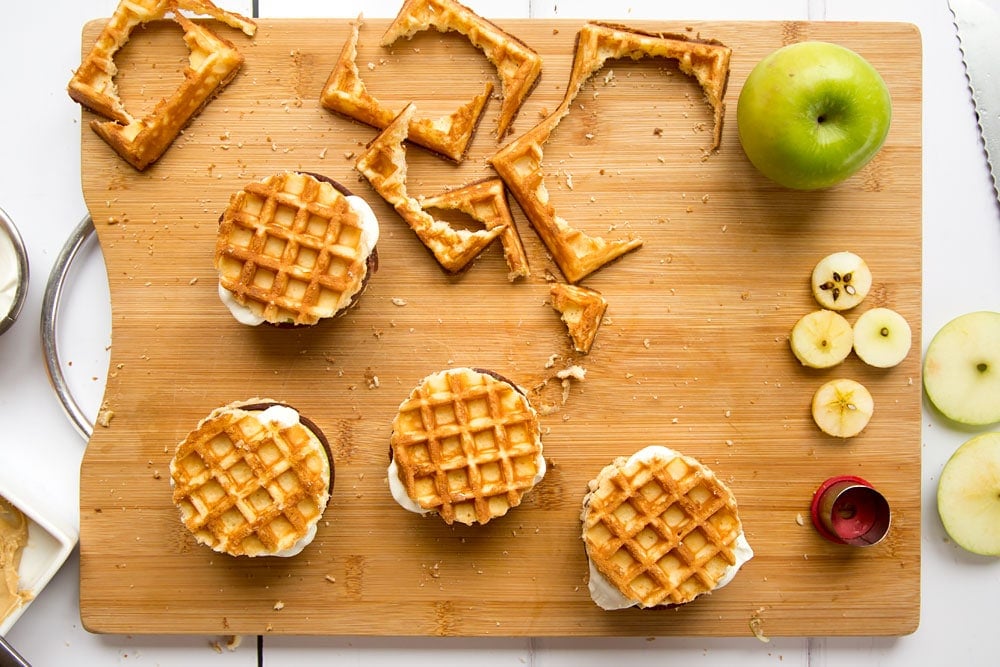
[853,307,912,368]
[923,311,1000,426]
[811,378,874,438]
[937,432,1000,556]
[790,309,853,368]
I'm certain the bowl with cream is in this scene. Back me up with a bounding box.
[0,207,28,336]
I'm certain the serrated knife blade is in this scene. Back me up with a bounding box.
[951,0,1000,207]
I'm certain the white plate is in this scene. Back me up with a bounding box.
[0,483,76,636]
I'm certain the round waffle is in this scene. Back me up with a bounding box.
[214,171,379,326]
[388,367,546,526]
[170,400,333,557]
[581,446,752,609]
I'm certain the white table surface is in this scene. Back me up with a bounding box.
[1,0,998,664]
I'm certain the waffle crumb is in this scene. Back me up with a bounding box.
[749,610,770,642]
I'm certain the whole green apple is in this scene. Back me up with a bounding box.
[736,41,891,190]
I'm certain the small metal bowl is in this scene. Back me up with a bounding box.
[0,206,28,336]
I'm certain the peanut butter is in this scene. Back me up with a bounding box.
[0,496,29,622]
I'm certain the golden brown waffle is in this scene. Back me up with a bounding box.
[320,18,492,163]
[582,446,748,607]
[419,178,530,281]
[381,0,543,140]
[549,283,607,354]
[355,104,505,273]
[489,22,732,283]
[214,171,379,326]
[67,0,256,170]
[170,400,332,557]
[390,368,545,526]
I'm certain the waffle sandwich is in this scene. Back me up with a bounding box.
[489,22,732,283]
[581,445,752,609]
[388,368,546,526]
[170,400,333,557]
[355,104,505,273]
[67,0,256,170]
[214,171,379,326]
[549,283,607,354]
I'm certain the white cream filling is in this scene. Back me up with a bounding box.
[219,193,379,326]
[0,225,20,319]
[584,445,754,610]
[257,403,300,429]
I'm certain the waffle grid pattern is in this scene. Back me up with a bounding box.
[583,452,740,607]
[171,409,329,556]
[215,173,370,325]
[391,369,543,525]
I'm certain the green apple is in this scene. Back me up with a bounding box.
[737,41,892,190]
[937,432,1000,556]
[923,311,1000,425]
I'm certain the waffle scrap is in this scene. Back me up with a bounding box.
[419,178,530,281]
[214,172,379,326]
[67,0,256,170]
[489,22,732,283]
[355,103,506,273]
[390,368,545,526]
[549,282,607,354]
[170,401,332,557]
[582,446,747,607]
[320,17,492,162]
[381,0,543,140]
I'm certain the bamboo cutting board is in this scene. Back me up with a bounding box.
[77,17,922,637]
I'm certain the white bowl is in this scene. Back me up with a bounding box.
[0,484,76,635]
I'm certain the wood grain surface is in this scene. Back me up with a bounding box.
[77,17,922,637]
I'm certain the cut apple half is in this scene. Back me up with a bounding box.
[937,432,1000,556]
[923,311,1000,426]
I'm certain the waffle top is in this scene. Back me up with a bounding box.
[389,368,545,525]
[170,401,332,557]
[581,445,751,608]
[215,172,379,326]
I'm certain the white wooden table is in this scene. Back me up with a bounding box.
[0,0,997,664]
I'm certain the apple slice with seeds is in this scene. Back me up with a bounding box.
[923,311,1000,426]
[937,432,1000,556]
[811,251,872,311]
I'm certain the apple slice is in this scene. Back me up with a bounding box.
[811,378,874,438]
[790,309,853,368]
[853,307,912,368]
[811,251,872,311]
[937,432,1000,556]
[923,311,1000,426]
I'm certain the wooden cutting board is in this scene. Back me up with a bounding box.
[77,17,922,637]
